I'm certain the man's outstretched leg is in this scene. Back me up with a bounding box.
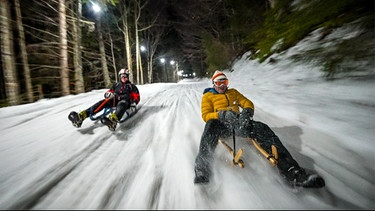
[194,120,227,184]
[282,166,325,188]
[68,110,87,128]
[101,100,130,131]
[250,121,325,188]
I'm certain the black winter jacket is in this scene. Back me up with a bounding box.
[106,81,140,104]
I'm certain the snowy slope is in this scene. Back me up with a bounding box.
[0,24,374,209]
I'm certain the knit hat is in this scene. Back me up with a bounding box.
[212,70,227,81]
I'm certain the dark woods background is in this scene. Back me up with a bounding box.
[0,0,373,107]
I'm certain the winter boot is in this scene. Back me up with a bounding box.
[194,167,209,184]
[284,166,325,188]
[68,110,87,128]
[101,112,118,131]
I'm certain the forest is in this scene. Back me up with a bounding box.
[0,0,373,107]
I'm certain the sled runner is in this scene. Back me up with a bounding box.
[89,98,138,123]
[219,136,279,168]
[89,103,138,123]
[247,138,278,166]
[219,136,326,188]
[218,128,245,167]
[69,97,138,129]
[219,139,244,168]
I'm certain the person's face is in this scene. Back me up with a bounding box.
[120,74,128,82]
[213,79,228,93]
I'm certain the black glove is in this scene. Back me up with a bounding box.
[104,92,114,99]
[218,110,238,128]
[238,108,254,130]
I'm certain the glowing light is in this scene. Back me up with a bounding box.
[92,3,101,13]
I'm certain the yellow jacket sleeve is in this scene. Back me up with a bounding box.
[201,88,254,122]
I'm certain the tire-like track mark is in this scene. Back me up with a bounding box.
[5,133,112,210]
[90,89,173,209]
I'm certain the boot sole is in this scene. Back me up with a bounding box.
[101,117,117,131]
[68,112,82,128]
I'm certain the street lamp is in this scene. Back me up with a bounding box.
[140,45,146,52]
[177,70,184,81]
[158,57,181,82]
[140,45,151,83]
[160,58,168,82]
[169,60,179,82]
[92,3,101,13]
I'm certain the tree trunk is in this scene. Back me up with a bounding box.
[14,0,34,102]
[97,19,111,87]
[148,54,153,83]
[59,0,70,96]
[122,6,133,83]
[0,0,20,105]
[134,5,142,84]
[109,33,118,82]
[73,0,84,94]
[137,0,166,84]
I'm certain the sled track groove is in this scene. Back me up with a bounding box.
[6,134,111,210]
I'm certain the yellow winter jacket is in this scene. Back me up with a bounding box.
[201,87,255,122]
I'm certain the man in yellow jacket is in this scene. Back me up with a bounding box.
[194,70,325,188]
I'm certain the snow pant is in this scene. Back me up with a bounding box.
[113,100,131,120]
[85,98,130,120]
[194,119,300,178]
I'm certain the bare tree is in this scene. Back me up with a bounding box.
[137,0,167,84]
[109,33,118,82]
[59,0,70,96]
[118,3,134,83]
[71,0,85,93]
[168,0,211,73]
[14,0,34,102]
[96,18,111,87]
[141,17,166,84]
[1,0,20,105]
[134,0,142,84]
[143,27,163,84]
[133,0,153,85]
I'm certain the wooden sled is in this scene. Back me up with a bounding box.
[219,137,279,168]
[247,138,279,166]
[219,139,245,168]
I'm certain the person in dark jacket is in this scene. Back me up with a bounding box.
[68,68,140,131]
[194,70,325,188]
